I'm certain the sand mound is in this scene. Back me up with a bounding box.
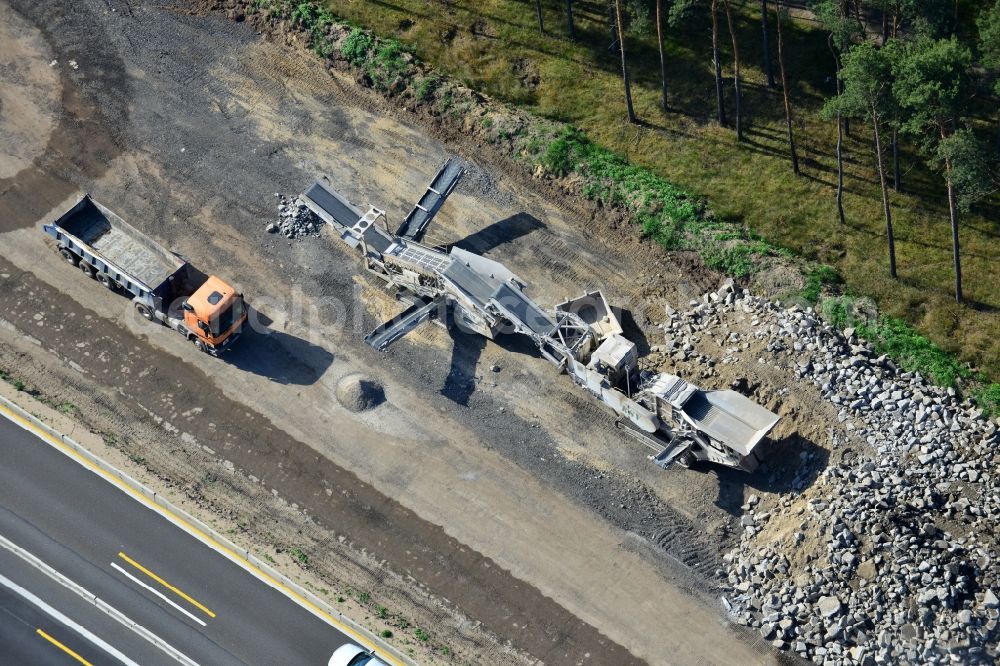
[336,374,385,412]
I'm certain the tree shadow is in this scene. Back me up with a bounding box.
[710,433,829,517]
[452,211,545,254]
[225,307,334,386]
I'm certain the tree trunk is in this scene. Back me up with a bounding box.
[656,0,668,110]
[775,0,799,175]
[872,118,897,278]
[892,128,901,192]
[535,0,545,33]
[760,0,776,88]
[995,113,1000,157]
[566,0,575,39]
[944,157,963,303]
[614,0,636,123]
[608,3,618,54]
[830,36,845,225]
[723,0,743,140]
[711,0,726,126]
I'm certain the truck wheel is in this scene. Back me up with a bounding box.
[78,262,96,279]
[678,452,697,468]
[135,303,154,321]
[59,248,78,265]
[193,339,209,353]
[97,273,117,290]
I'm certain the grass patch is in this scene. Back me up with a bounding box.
[357,591,370,604]
[975,384,1000,417]
[56,401,78,415]
[857,316,971,388]
[414,627,430,642]
[289,547,309,566]
[13,379,25,391]
[801,266,842,304]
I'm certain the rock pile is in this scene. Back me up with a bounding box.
[663,284,1000,664]
[266,194,323,239]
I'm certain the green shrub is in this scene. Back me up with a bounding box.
[290,2,319,26]
[541,127,580,176]
[369,39,410,91]
[341,28,374,66]
[414,627,430,641]
[416,75,440,101]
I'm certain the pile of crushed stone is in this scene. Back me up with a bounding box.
[266,193,323,239]
[663,285,999,664]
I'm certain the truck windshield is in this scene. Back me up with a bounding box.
[210,295,244,338]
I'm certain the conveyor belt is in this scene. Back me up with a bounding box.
[302,181,363,230]
[364,297,440,351]
[396,159,463,241]
[489,282,557,337]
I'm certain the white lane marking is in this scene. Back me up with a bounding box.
[110,562,207,628]
[0,570,140,666]
[0,532,200,666]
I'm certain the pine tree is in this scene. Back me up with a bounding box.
[656,0,669,110]
[614,0,637,123]
[722,0,743,140]
[775,0,799,175]
[825,42,898,276]
[892,37,978,303]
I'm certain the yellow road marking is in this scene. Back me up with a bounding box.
[36,628,94,666]
[0,402,403,666]
[117,552,216,619]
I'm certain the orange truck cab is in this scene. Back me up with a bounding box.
[44,194,248,356]
[182,276,247,354]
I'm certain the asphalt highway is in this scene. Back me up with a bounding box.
[0,411,357,665]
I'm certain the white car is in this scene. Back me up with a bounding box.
[328,643,387,666]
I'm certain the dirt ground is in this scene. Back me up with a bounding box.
[0,1,799,664]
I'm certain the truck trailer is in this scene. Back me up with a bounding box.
[43,194,246,355]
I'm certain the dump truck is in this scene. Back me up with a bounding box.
[43,194,246,355]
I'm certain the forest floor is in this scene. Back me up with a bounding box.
[316,0,1000,382]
